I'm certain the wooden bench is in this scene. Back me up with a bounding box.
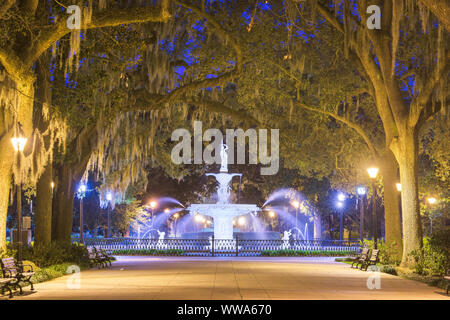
[361,249,380,271]
[351,247,370,269]
[0,257,35,295]
[93,247,114,268]
[0,278,13,298]
[87,247,104,269]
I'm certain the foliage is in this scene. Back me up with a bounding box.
[260,249,356,257]
[409,237,448,276]
[20,242,90,268]
[111,249,185,256]
[30,262,89,284]
[360,239,401,266]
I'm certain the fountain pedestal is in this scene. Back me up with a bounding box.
[188,204,259,239]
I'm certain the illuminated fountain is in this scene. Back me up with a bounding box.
[186,143,260,240]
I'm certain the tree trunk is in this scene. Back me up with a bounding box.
[380,150,403,258]
[51,163,76,244]
[35,163,53,246]
[0,76,35,250]
[392,128,422,266]
[313,214,321,239]
[0,149,12,250]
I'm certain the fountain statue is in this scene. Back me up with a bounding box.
[281,230,292,249]
[156,230,166,248]
[187,142,260,240]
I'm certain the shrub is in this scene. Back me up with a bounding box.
[409,237,448,276]
[20,242,90,268]
[360,239,401,266]
[379,265,397,275]
[260,249,356,257]
[111,249,185,256]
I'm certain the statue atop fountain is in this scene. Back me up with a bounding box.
[219,143,229,173]
[187,141,260,240]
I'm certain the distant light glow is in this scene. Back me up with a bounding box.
[195,214,205,223]
[51,182,55,189]
[337,193,346,202]
[291,200,300,209]
[336,202,344,208]
[11,136,27,151]
[173,213,179,219]
[238,216,246,226]
[357,187,366,195]
[78,184,86,193]
[149,200,157,208]
[396,183,402,192]
[164,208,170,213]
[367,167,379,179]
[106,192,112,201]
[427,197,437,205]
[268,211,275,218]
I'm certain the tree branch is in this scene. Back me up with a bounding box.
[296,102,378,157]
[0,0,15,20]
[419,0,450,32]
[23,1,171,68]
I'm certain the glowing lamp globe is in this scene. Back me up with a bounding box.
[427,197,437,205]
[238,216,246,226]
[396,183,402,192]
[149,201,157,208]
[268,211,275,218]
[11,136,27,151]
[164,208,170,213]
[367,167,379,179]
[337,193,346,202]
[357,187,366,195]
[291,200,300,209]
[106,192,112,201]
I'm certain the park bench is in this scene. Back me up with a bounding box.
[444,269,450,294]
[0,278,14,298]
[0,257,35,295]
[351,247,370,269]
[93,246,114,267]
[87,247,105,268]
[360,249,380,271]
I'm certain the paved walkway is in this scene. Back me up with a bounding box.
[10,256,449,300]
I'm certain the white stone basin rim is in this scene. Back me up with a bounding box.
[186,204,261,240]
[187,204,260,218]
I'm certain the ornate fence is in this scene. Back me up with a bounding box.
[78,237,360,256]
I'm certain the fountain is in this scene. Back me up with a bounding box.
[186,143,260,240]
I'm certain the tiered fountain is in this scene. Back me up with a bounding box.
[186,143,260,240]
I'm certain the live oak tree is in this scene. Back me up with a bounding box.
[295,0,448,265]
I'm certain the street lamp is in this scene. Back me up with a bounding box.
[291,200,300,229]
[173,212,180,237]
[11,135,27,263]
[77,183,87,243]
[356,187,366,241]
[427,197,437,234]
[367,167,379,248]
[106,192,112,238]
[336,199,345,241]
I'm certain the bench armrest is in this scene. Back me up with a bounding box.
[18,263,34,273]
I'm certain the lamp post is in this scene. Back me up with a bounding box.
[367,167,379,249]
[357,187,366,241]
[77,184,86,243]
[106,192,112,238]
[427,197,437,235]
[337,193,346,241]
[173,213,179,237]
[11,135,27,263]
